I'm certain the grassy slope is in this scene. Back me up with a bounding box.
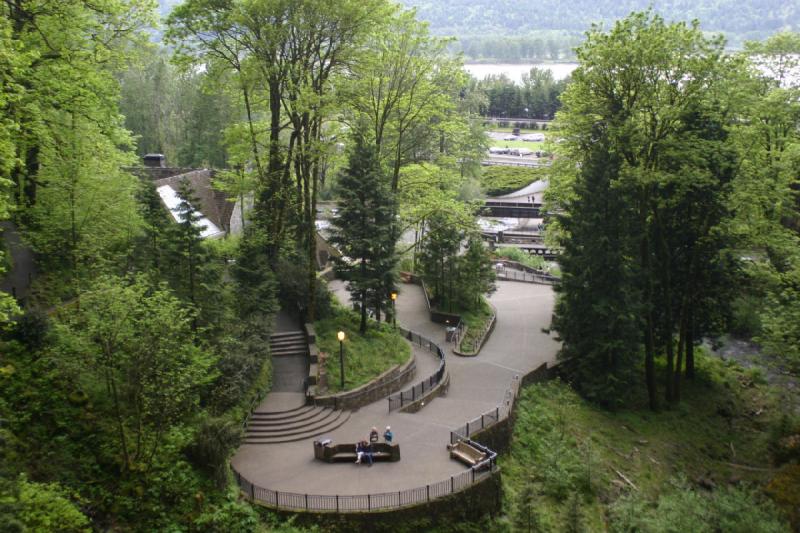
[480,166,544,196]
[315,306,411,393]
[501,352,794,531]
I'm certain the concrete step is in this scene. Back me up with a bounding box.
[251,403,316,419]
[270,331,306,341]
[249,405,331,427]
[243,411,351,445]
[246,408,340,436]
[271,349,309,358]
[270,336,307,347]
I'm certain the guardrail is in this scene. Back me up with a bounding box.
[495,268,560,285]
[450,375,521,443]
[387,327,446,412]
[232,462,496,513]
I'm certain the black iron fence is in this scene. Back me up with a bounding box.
[232,462,496,513]
[450,375,521,443]
[387,327,446,412]
[495,268,560,285]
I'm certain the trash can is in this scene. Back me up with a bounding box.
[446,326,456,342]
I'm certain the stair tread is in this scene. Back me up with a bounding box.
[246,410,338,434]
[252,404,316,418]
[248,407,332,427]
[243,412,351,444]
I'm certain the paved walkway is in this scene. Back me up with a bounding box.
[231,281,559,495]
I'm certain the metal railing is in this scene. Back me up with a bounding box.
[495,268,560,285]
[232,462,497,513]
[387,327,446,412]
[450,375,521,443]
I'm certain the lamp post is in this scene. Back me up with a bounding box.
[337,331,345,389]
[390,291,397,329]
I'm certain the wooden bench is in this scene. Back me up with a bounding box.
[447,440,487,467]
[313,441,401,463]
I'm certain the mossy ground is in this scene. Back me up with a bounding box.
[315,305,411,393]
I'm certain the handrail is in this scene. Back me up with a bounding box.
[387,327,446,412]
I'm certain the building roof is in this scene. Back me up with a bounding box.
[157,184,224,239]
[153,169,235,237]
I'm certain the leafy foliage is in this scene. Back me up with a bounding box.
[480,166,541,197]
[315,304,411,393]
[329,136,397,333]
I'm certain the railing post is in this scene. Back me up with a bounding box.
[336,494,339,512]
[398,490,401,507]
[466,421,470,436]
[368,493,371,511]
[496,406,499,420]
[250,483,255,500]
[481,414,485,429]
[451,476,454,493]
[427,484,430,501]
[472,467,475,483]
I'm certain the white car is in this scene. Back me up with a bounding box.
[502,134,520,141]
[489,146,509,155]
[521,133,545,142]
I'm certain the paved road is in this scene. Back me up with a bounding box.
[231,281,558,495]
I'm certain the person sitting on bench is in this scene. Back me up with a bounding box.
[355,440,373,466]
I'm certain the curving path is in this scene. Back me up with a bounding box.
[231,281,559,496]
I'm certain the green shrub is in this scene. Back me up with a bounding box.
[494,247,547,271]
[480,166,541,196]
[609,479,787,533]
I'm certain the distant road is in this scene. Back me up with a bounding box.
[483,155,544,167]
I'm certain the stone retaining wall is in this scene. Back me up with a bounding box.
[310,355,416,411]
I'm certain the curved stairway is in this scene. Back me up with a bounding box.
[243,403,351,445]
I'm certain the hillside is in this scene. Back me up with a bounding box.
[400,0,798,45]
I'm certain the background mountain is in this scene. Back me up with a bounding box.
[156,0,798,59]
[400,0,797,40]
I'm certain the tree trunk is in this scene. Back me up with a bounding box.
[685,304,695,379]
[641,224,658,411]
[673,315,686,402]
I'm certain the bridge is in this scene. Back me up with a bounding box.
[479,200,542,218]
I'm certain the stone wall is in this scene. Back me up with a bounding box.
[310,355,416,411]
[257,469,502,533]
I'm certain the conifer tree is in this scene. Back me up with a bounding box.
[329,135,396,333]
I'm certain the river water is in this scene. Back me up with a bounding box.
[464,63,578,84]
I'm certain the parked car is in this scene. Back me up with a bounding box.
[521,133,545,142]
[503,134,520,141]
[489,146,510,155]
[509,147,533,156]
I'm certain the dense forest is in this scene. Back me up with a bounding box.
[2,0,800,531]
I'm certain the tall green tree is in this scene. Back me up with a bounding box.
[551,12,744,407]
[57,276,215,473]
[736,32,800,372]
[329,135,395,333]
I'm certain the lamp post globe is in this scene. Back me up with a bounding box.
[337,331,345,389]
[390,291,397,328]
